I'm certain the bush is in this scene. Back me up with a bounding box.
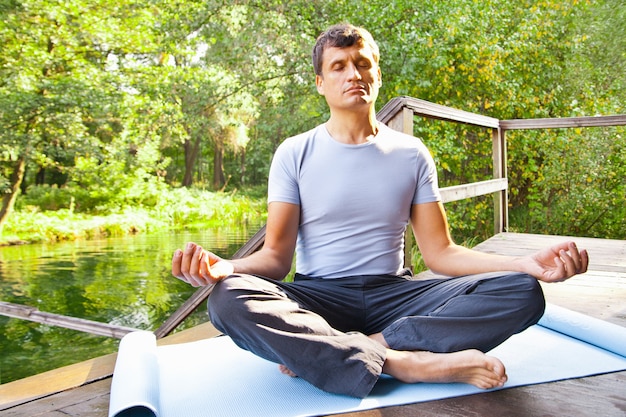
[5,186,267,245]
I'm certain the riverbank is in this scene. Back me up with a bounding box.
[0,188,267,246]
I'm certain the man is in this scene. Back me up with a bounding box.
[172,23,588,398]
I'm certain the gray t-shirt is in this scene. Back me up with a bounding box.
[268,123,441,278]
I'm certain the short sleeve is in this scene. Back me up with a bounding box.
[267,138,301,205]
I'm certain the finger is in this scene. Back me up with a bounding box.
[186,245,207,287]
[567,242,584,272]
[179,242,204,287]
[559,249,579,278]
[188,245,201,277]
[579,249,589,273]
[179,242,197,278]
[196,249,215,285]
[172,249,185,280]
[196,249,217,286]
[209,260,234,281]
[551,255,567,281]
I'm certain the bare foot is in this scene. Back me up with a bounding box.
[383,349,507,389]
[278,364,297,377]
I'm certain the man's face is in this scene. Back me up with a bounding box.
[315,44,382,111]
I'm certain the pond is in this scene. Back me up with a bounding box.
[0,224,264,384]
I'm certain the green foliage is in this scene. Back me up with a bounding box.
[509,126,626,238]
[7,187,266,244]
[1,0,625,242]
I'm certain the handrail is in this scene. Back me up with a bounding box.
[501,115,626,130]
[0,301,140,339]
[158,98,626,335]
[378,96,500,129]
[378,97,509,269]
[439,178,508,204]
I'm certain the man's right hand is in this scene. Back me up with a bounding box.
[171,242,234,287]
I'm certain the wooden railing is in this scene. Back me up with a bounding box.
[378,96,508,234]
[0,301,140,339]
[377,96,626,269]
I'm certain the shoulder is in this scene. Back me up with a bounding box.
[277,125,325,152]
[377,124,430,152]
[270,125,327,175]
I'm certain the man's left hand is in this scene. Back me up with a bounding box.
[527,242,589,283]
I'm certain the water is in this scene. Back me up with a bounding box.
[0,225,263,384]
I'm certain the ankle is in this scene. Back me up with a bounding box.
[368,332,390,348]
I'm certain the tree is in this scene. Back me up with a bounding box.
[152,1,313,188]
[0,0,163,227]
[1,0,624,240]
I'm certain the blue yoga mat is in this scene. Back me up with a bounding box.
[108,304,626,417]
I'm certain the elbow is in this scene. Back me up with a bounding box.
[419,246,457,276]
[266,265,292,281]
[265,252,294,281]
[423,259,444,276]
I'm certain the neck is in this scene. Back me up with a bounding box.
[325,109,379,144]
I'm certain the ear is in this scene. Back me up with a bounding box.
[377,67,382,87]
[315,74,324,95]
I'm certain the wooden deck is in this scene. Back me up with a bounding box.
[1,232,625,416]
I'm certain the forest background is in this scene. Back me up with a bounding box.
[1,0,625,248]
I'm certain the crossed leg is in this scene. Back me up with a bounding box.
[279,333,507,390]
[370,333,507,389]
[211,273,541,397]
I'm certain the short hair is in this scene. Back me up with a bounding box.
[312,23,380,76]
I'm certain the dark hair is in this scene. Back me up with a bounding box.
[312,23,380,76]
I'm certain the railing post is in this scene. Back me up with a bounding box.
[387,107,415,135]
[386,106,416,270]
[492,127,508,233]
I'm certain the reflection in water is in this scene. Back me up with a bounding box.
[0,226,262,384]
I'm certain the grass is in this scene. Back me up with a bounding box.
[1,187,268,246]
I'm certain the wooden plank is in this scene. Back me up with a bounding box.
[6,372,626,417]
[472,233,626,327]
[473,233,626,270]
[331,372,626,417]
[1,379,112,417]
[0,322,220,410]
[439,178,507,203]
[500,114,626,130]
[491,127,508,233]
[0,302,139,339]
[386,107,414,135]
[377,96,500,129]
[0,352,118,410]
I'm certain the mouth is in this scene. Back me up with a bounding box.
[345,84,367,94]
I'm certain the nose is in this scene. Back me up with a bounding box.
[348,63,362,81]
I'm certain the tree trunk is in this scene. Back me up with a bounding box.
[212,142,225,189]
[240,149,246,186]
[182,136,201,187]
[0,157,26,234]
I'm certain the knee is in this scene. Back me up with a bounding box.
[480,272,545,325]
[207,275,253,330]
[515,274,546,326]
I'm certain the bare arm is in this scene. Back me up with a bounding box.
[172,202,300,286]
[410,202,588,282]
